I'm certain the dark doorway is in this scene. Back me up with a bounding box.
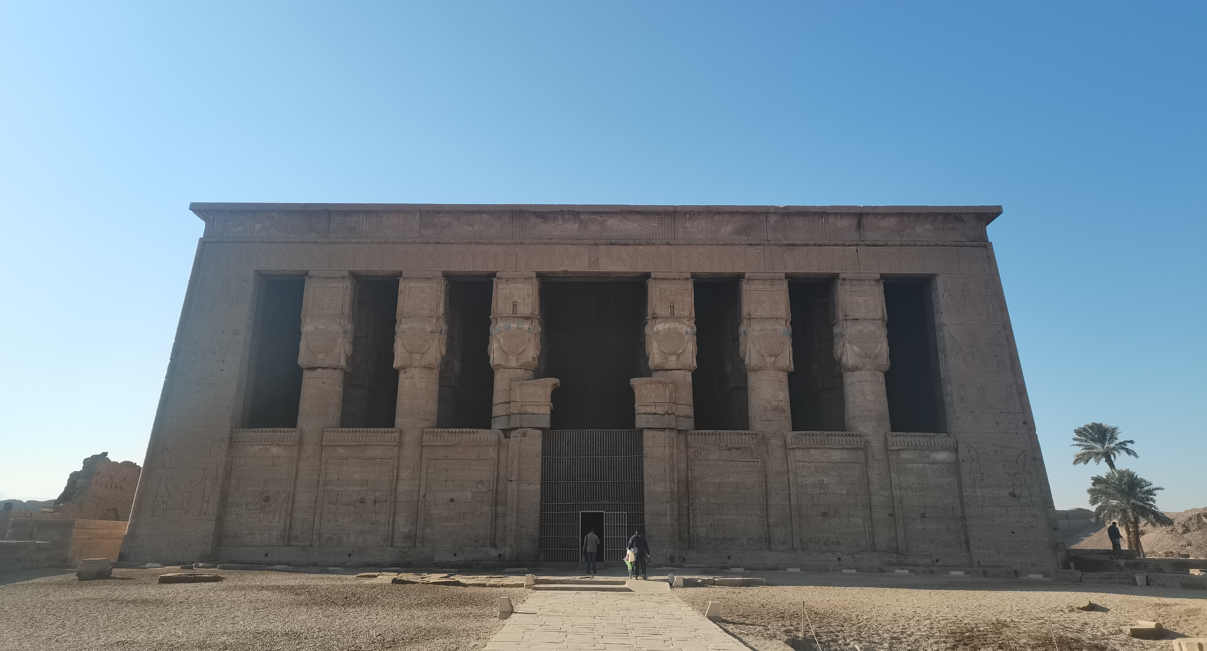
[541,281,647,430]
[245,276,305,428]
[580,511,604,564]
[788,281,846,431]
[341,278,400,428]
[884,280,945,433]
[437,279,494,429]
[692,280,748,430]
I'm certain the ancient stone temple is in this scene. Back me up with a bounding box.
[122,203,1060,572]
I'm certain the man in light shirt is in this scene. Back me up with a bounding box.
[582,529,601,574]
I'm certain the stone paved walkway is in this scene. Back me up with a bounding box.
[483,580,747,650]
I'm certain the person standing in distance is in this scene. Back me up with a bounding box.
[582,529,601,574]
[1107,521,1123,555]
[627,530,650,580]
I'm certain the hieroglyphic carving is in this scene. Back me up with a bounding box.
[936,274,1002,324]
[322,428,401,445]
[297,274,355,369]
[149,439,220,518]
[489,273,541,370]
[631,378,675,415]
[422,429,503,446]
[833,275,890,373]
[788,432,866,449]
[740,275,793,372]
[394,274,447,369]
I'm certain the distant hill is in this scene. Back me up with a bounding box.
[1057,507,1207,559]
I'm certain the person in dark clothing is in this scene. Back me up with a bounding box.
[1107,521,1123,552]
[627,530,650,580]
[582,529,601,574]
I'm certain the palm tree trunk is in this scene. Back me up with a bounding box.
[1132,515,1144,558]
[1105,457,1116,471]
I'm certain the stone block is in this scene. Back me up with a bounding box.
[714,577,767,587]
[157,573,223,584]
[1135,574,1148,586]
[76,558,112,581]
[524,574,535,588]
[1190,569,1204,576]
[635,414,677,429]
[705,601,723,621]
[356,572,380,578]
[498,597,513,619]
[1123,621,1164,639]
[1171,640,1207,651]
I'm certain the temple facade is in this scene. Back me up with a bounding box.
[122,203,1060,571]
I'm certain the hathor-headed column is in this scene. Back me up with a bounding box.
[392,272,446,545]
[833,273,899,552]
[490,272,542,430]
[740,273,793,432]
[646,273,696,431]
[741,273,794,551]
[289,271,355,546]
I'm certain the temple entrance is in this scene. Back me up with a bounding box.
[539,429,644,563]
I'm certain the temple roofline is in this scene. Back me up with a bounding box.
[191,202,1002,221]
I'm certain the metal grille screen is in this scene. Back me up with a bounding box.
[539,429,644,563]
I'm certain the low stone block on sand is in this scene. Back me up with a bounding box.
[1123,621,1164,639]
[1171,639,1207,651]
[76,558,112,581]
[157,573,223,584]
[705,601,723,621]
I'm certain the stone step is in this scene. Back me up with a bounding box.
[1081,572,1136,585]
[533,577,627,585]
[531,584,631,592]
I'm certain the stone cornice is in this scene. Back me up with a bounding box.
[191,204,1000,245]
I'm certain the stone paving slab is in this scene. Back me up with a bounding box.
[483,580,746,650]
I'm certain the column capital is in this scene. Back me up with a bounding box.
[833,275,889,374]
[647,275,696,371]
[740,275,792,372]
[632,377,677,429]
[298,273,355,370]
[490,274,541,371]
[394,274,447,370]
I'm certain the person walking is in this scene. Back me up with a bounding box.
[627,530,650,580]
[582,529,601,574]
[1107,521,1123,553]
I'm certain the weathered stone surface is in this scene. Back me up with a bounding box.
[1123,621,1164,639]
[75,558,112,581]
[705,601,723,621]
[123,203,1056,574]
[157,572,224,584]
[1171,640,1207,651]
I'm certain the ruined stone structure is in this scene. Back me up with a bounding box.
[122,204,1060,572]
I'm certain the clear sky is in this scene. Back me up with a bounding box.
[1,2,1203,511]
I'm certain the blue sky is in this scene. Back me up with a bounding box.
[1,2,1203,510]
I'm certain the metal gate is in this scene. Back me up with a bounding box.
[540,429,644,563]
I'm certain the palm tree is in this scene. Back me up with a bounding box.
[1072,422,1137,470]
[1087,469,1173,557]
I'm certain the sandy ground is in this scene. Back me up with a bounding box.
[0,568,527,651]
[676,573,1207,651]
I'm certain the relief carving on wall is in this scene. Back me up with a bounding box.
[630,377,676,415]
[298,275,355,370]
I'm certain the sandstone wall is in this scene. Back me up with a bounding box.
[121,205,1058,571]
